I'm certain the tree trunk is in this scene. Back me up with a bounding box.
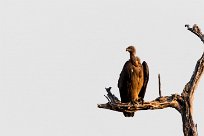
[181,110,198,136]
[181,92,198,136]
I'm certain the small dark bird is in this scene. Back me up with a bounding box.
[118,46,149,117]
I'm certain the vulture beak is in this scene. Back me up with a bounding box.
[126,48,129,51]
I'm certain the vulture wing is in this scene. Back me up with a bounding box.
[118,61,135,117]
[138,61,149,102]
[118,61,131,103]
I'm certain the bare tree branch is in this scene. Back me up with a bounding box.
[185,24,204,43]
[98,88,182,113]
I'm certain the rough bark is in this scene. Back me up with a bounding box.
[97,24,204,136]
[98,88,182,113]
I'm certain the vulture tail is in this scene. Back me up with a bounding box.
[123,112,134,117]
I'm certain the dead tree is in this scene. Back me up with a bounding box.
[98,24,204,136]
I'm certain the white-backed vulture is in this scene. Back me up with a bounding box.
[118,46,149,117]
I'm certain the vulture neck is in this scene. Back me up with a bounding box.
[129,52,137,66]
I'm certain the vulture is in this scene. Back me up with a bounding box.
[118,46,149,117]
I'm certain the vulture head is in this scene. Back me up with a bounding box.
[126,46,136,55]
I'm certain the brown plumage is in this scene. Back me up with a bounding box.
[118,46,149,117]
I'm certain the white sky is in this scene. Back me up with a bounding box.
[1,0,204,136]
